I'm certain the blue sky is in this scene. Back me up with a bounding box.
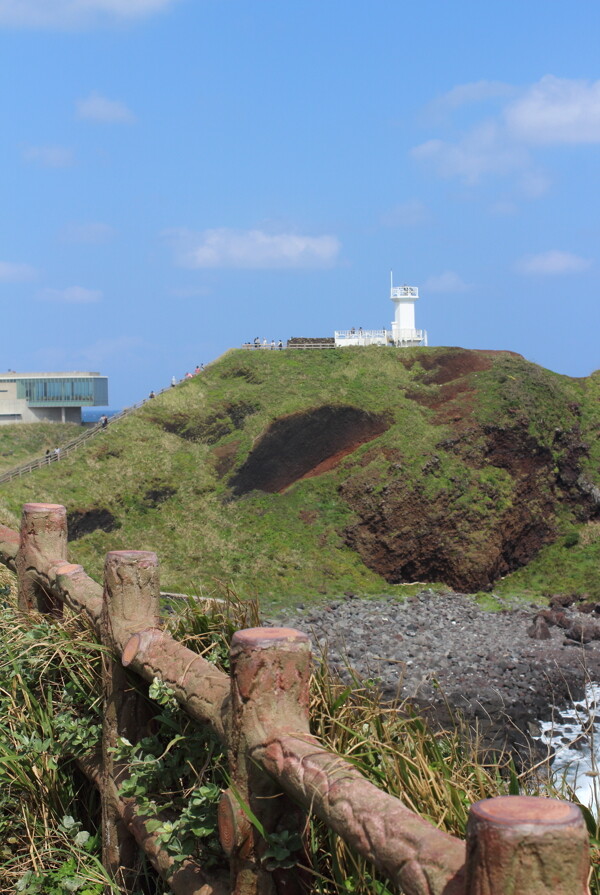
[1,0,599,406]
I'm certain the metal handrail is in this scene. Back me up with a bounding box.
[0,356,228,485]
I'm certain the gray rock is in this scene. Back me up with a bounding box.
[528,616,551,640]
[270,589,600,753]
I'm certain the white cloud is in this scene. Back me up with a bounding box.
[166,227,341,269]
[76,335,142,367]
[518,169,551,198]
[0,261,37,282]
[425,80,514,119]
[34,334,141,369]
[422,271,470,293]
[77,92,135,124]
[381,199,430,228]
[414,75,600,194]
[0,0,177,28]
[23,144,74,167]
[489,200,518,217]
[169,286,212,299]
[516,250,592,275]
[505,76,600,144]
[38,286,102,303]
[60,222,115,243]
[412,122,528,185]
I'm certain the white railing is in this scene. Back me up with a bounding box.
[391,286,418,299]
[334,328,427,347]
[393,329,427,345]
[335,329,388,340]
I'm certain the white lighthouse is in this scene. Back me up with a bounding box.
[333,273,428,348]
[390,273,427,347]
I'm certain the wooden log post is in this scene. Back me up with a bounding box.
[222,627,311,895]
[465,795,590,894]
[101,550,161,891]
[16,502,68,614]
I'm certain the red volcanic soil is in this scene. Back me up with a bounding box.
[340,422,560,591]
[230,405,390,495]
[281,440,377,491]
[228,348,597,591]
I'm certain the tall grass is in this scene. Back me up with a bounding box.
[1,571,598,893]
[0,570,120,894]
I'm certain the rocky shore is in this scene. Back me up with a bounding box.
[270,590,600,758]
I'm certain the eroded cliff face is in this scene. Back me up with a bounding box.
[340,423,561,591]
[342,353,596,590]
[6,346,597,598]
[230,405,390,495]
[228,348,599,591]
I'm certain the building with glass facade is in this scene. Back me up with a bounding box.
[0,372,109,424]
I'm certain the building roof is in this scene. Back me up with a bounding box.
[0,371,102,379]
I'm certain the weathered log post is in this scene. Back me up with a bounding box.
[16,502,68,614]
[222,627,311,895]
[101,550,161,891]
[465,794,590,894]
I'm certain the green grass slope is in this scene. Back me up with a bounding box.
[0,422,83,474]
[0,348,598,608]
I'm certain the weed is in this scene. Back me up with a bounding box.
[0,574,598,893]
[0,348,597,607]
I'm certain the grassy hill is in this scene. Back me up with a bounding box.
[0,347,599,610]
[0,422,82,474]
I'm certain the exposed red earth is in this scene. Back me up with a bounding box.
[229,348,598,591]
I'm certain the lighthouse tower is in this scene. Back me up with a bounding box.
[390,273,427,347]
[332,274,428,348]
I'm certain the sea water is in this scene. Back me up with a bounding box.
[538,682,600,810]
[82,408,121,423]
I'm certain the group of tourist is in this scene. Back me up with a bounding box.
[151,364,206,396]
[250,337,283,350]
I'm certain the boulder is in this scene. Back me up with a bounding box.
[528,616,551,640]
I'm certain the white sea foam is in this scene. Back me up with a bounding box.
[538,682,600,810]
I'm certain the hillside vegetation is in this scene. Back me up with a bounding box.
[0,347,599,609]
[0,422,82,474]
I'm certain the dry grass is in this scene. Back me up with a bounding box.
[0,576,597,894]
[580,521,600,547]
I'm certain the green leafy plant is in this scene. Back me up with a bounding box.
[228,782,303,871]
[1,563,599,895]
[15,816,106,895]
[115,679,227,872]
